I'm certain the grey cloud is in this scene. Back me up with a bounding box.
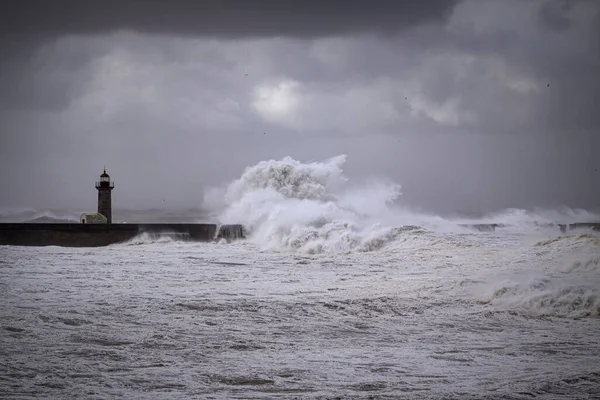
[538,0,579,31]
[0,0,598,213]
[0,0,457,110]
[0,37,107,111]
[1,0,458,39]
[417,0,600,135]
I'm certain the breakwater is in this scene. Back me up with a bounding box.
[459,224,501,232]
[558,222,600,233]
[0,223,244,247]
[1,222,598,247]
[460,222,600,233]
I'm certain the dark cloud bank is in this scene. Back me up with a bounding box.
[0,0,598,214]
[1,0,457,38]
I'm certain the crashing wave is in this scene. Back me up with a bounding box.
[201,155,600,253]
[119,232,184,246]
[479,278,599,319]
[476,251,600,318]
[203,155,414,252]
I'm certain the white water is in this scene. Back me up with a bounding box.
[205,155,597,251]
[1,155,599,398]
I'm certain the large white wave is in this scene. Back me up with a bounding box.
[203,155,473,252]
[203,155,599,253]
[204,155,408,252]
[203,155,600,252]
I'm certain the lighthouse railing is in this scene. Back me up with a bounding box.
[95,181,115,189]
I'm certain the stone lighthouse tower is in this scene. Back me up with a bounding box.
[95,169,114,223]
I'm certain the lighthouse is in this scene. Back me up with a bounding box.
[95,169,115,223]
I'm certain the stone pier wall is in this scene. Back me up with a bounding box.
[2,221,598,247]
[0,223,243,247]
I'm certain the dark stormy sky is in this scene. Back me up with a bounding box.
[0,0,598,214]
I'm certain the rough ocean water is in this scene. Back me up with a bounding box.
[1,155,599,399]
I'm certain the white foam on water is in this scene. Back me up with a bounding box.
[204,155,599,254]
[2,155,600,398]
[205,155,464,253]
[472,232,600,318]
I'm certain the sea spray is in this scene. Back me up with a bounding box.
[203,155,412,252]
[203,155,600,252]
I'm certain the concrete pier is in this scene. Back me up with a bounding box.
[0,223,244,247]
[459,224,500,232]
[2,221,598,247]
[215,224,245,241]
[558,222,600,233]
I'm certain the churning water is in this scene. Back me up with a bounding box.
[1,156,599,399]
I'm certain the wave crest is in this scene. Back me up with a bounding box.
[224,155,349,203]
[477,253,600,318]
[204,155,406,252]
[204,155,599,253]
[119,232,184,246]
[479,279,599,318]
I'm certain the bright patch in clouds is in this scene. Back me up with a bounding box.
[252,79,301,126]
[408,95,475,127]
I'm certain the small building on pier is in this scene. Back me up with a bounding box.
[80,213,108,224]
